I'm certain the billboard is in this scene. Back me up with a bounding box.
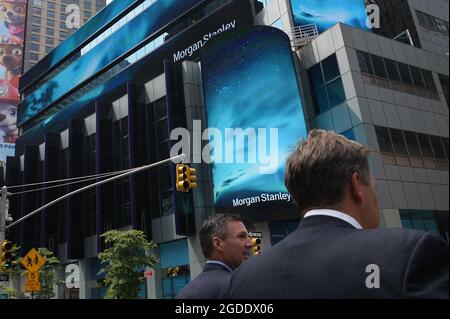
[289,0,370,33]
[0,0,26,169]
[18,0,205,128]
[201,26,307,219]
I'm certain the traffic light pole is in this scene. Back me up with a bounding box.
[0,186,7,242]
[0,154,185,238]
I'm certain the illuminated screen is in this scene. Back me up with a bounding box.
[18,0,204,127]
[202,26,307,217]
[290,0,370,33]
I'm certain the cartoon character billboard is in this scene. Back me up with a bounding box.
[289,0,370,33]
[0,0,26,169]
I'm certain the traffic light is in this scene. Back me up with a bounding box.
[252,238,261,256]
[1,240,13,270]
[167,266,180,278]
[176,164,197,192]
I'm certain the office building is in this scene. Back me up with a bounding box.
[23,0,106,71]
[4,0,448,298]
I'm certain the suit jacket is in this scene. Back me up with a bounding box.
[176,262,232,299]
[229,215,449,299]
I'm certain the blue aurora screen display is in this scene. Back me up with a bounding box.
[202,26,307,216]
[18,0,203,127]
[290,0,370,33]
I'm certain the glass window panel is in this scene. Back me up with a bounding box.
[412,218,426,231]
[417,134,434,157]
[416,11,426,27]
[384,59,401,82]
[322,55,340,82]
[421,70,437,91]
[312,86,329,114]
[357,51,373,74]
[308,63,324,90]
[442,138,449,159]
[327,78,346,108]
[430,136,446,160]
[371,54,387,78]
[410,66,425,88]
[341,129,355,141]
[390,129,408,155]
[402,219,413,229]
[423,14,435,30]
[398,63,413,85]
[156,119,168,142]
[375,126,394,153]
[155,98,167,120]
[404,131,421,157]
[424,219,439,233]
[158,165,171,191]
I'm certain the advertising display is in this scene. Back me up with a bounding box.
[18,0,205,127]
[202,26,307,219]
[290,0,370,33]
[0,0,26,169]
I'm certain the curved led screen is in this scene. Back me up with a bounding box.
[18,0,204,127]
[290,0,370,33]
[201,26,307,218]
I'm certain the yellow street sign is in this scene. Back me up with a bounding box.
[21,248,46,272]
[25,271,40,292]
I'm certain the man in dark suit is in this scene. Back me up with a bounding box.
[177,213,253,299]
[229,129,449,299]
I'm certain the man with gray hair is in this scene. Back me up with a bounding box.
[177,213,252,299]
[229,129,448,298]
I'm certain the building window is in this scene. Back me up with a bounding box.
[47,2,56,10]
[159,239,190,299]
[370,54,387,78]
[400,210,449,241]
[257,0,273,7]
[271,19,283,31]
[308,54,345,115]
[439,74,449,108]
[47,19,55,27]
[357,50,439,100]
[356,51,373,75]
[416,10,449,36]
[384,58,401,82]
[375,125,449,170]
[30,53,39,61]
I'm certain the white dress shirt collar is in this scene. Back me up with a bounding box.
[206,260,233,272]
[304,209,363,229]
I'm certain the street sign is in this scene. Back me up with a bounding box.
[21,248,46,272]
[25,271,40,292]
[249,231,262,238]
[0,293,8,299]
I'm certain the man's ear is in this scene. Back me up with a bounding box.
[212,237,222,251]
[350,172,364,203]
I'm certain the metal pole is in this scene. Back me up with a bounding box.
[0,186,7,242]
[5,154,185,231]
